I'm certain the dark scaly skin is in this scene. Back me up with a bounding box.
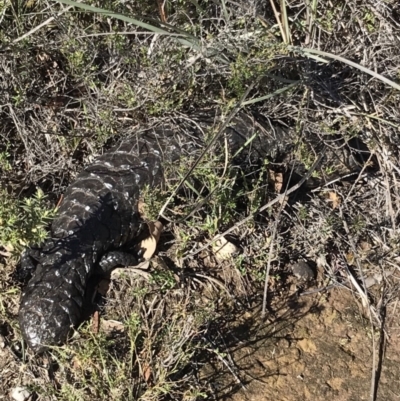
[18,111,292,352]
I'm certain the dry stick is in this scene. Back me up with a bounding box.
[310,171,361,192]
[269,0,287,43]
[204,338,246,390]
[339,211,379,320]
[262,161,298,318]
[303,0,312,45]
[261,218,278,318]
[343,151,376,204]
[158,83,255,220]
[189,273,232,298]
[13,5,74,43]
[339,209,380,401]
[8,105,32,168]
[280,0,291,44]
[376,151,396,230]
[184,147,327,260]
[372,292,386,401]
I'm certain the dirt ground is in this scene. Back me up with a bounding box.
[201,284,400,401]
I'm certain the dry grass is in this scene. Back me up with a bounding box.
[1,0,400,400]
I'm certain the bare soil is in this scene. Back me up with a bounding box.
[202,285,400,401]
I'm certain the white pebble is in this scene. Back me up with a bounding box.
[10,386,31,401]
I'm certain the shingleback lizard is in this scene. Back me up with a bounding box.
[18,110,292,352]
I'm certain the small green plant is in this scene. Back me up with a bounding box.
[200,214,219,237]
[11,87,25,106]
[116,84,137,108]
[0,189,56,253]
[351,214,366,234]
[0,146,11,171]
[243,158,269,214]
[324,165,337,176]
[61,39,98,82]
[139,185,167,221]
[235,254,246,276]
[227,44,279,98]
[187,154,240,236]
[297,205,309,221]
[50,328,131,400]
[150,269,176,291]
[363,9,376,33]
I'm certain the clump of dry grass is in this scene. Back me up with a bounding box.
[1,0,400,399]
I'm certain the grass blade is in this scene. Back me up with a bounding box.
[242,82,299,105]
[53,0,202,50]
[290,46,400,91]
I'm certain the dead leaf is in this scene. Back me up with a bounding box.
[364,274,383,289]
[274,172,283,192]
[100,319,125,335]
[143,363,152,384]
[326,191,341,209]
[26,0,36,8]
[268,170,284,193]
[346,252,355,265]
[92,311,100,334]
[72,356,81,370]
[137,221,163,260]
[359,241,372,252]
[212,236,239,261]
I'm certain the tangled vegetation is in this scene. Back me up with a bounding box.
[0,0,400,400]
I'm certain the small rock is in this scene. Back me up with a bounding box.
[101,319,125,335]
[0,334,6,348]
[10,386,31,401]
[364,273,384,288]
[212,236,239,261]
[291,261,315,281]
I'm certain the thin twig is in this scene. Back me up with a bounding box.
[269,0,287,43]
[158,83,255,220]
[261,220,278,318]
[339,208,381,400]
[262,159,298,317]
[343,151,376,204]
[189,273,233,298]
[204,337,246,390]
[13,5,74,43]
[7,105,32,167]
[370,293,385,401]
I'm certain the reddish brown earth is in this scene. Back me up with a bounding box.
[202,287,400,401]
